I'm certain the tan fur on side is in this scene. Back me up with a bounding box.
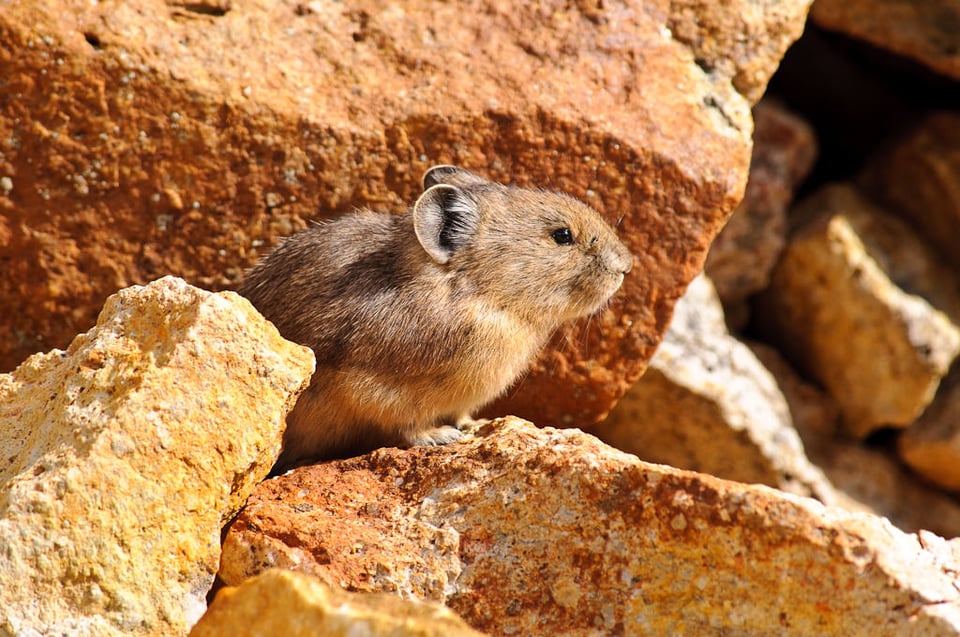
[239,166,632,469]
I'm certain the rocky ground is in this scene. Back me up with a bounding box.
[1,0,959,635]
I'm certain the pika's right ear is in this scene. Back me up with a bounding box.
[421,165,488,190]
[413,184,480,264]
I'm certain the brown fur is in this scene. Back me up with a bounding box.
[239,166,632,469]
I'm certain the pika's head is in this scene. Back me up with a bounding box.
[413,165,633,325]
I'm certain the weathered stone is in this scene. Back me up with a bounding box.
[222,418,960,636]
[0,276,315,635]
[810,0,960,81]
[861,112,960,274]
[751,342,960,538]
[593,275,837,502]
[746,341,840,446]
[757,183,960,438]
[0,0,813,429]
[705,99,818,323]
[899,365,960,492]
[190,569,485,637]
[667,0,813,102]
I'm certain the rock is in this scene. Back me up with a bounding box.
[593,275,837,503]
[810,0,960,81]
[757,183,960,438]
[751,342,960,538]
[0,276,315,635]
[0,1,814,430]
[861,112,960,274]
[666,0,813,103]
[746,341,840,447]
[899,365,960,492]
[221,418,960,635]
[705,99,818,324]
[190,569,485,637]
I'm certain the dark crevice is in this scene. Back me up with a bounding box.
[83,32,102,49]
[177,2,230,17]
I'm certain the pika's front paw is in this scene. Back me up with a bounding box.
[453,413,491,434]
[406,425,464,448]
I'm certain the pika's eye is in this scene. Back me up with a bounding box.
[551,227,574,245]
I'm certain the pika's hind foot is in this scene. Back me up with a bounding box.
[406,425,464,448]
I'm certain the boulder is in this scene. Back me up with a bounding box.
[221,418,960,636]
[861,112,960,274]
[810,0,960,81]
[705,99,818,325]
[0,276,314,635]
[899,365,960,492]
[752,342,960,539]
[190,569,484,637]
[594,275,836,502]
[0,0,813,428]
[757,183,960,437]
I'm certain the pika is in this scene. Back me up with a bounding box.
[240,166,632,469]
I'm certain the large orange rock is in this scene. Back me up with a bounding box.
[220,418,960,635]
[0,0,812,427]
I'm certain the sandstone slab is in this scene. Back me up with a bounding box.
[221,418,960,636]
[0,276,315,635]
[0,0,813,428]
[594,275,836,502]
[861,112,960,274]
[705,99,818,323]
[811,0,960,81]
[191,569,485,637]
[757,183,960,437]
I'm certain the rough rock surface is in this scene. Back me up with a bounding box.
[0,276,315,636]
[0,0,815,428]
[757,183,960,437]
[899,366,960,492]
[861,112,960,273]
[810,0,960,81]
[191,569,484,637]
[593,275,836,502]
[752,342,960,538]
[705,99,818,322]
[221,418,960,636]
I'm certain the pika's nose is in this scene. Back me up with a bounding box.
[612,243,633,275]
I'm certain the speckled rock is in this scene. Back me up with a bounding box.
[593,275,836,502]
[861,112,960,274]
[0,0,814,430]
[221,418,960,636]
[0,276,315,636]
[811,0,960,81]
[752,342,960,539]
[190,569,485,637]
[757,183,960,438]
[899,366,960,492]
[704,99,817,324]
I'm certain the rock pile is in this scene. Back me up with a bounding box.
[2,0,960,635]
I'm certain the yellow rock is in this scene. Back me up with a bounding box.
[758,184,960,437]
[0,276,315,635]
[191,569,485,637]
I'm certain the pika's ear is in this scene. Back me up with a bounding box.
[422,165,488,190]
[413,184,480,264]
